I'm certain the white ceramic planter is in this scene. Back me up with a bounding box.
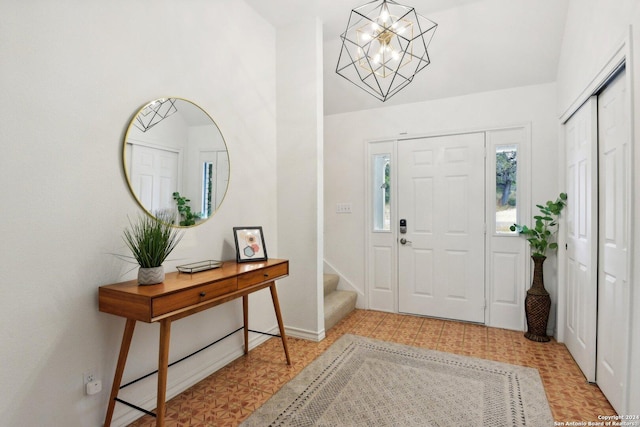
[138,266,164,285]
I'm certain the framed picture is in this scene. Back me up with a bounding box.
[233,226,268,263]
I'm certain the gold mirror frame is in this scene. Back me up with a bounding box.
[123,98,229,227]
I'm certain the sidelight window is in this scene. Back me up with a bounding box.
[373,154,391,231]
[201,162,214,219]
[496,145,517,233]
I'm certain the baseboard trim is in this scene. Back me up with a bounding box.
[286,325,325,342]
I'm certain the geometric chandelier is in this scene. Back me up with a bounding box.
[336,0,437,101]
[134,98,178,132]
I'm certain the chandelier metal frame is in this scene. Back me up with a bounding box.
[336,0,437,101]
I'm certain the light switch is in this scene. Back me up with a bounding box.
[336,203,352,214]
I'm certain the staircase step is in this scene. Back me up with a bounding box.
[324,290,357,331]
[323,273,339,296]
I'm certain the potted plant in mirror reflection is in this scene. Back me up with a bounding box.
[172,192,201,226]
[510,192,567,342]
[122,212,184,285]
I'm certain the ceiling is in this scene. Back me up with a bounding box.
[245,0,570,115]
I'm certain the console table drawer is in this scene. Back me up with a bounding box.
[238,263,289,290]
[152,277,237,317]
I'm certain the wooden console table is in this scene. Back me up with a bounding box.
[99,258,290,427]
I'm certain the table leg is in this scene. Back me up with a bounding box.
[269,283,291,365]
[157,318,171,427]
[243,294,249,355]
[104,319,136,427]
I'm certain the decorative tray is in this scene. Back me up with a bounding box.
[176,260,223,274]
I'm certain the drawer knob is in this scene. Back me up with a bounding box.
[200,292,206,297]
[264,273,269,277]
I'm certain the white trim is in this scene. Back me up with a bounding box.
[126,138,182,154]
[622,32,635,413]
[619,42,634,413]
[365,122,536,145]
[285,325,326,342]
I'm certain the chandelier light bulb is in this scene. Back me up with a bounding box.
[380,9,390,22]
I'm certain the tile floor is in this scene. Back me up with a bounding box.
[129,309,615,426]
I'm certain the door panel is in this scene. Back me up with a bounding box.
[129,144,179,215]
[597,68,630,413]
[367,142,395,312]
[398,133,485,323]
[564,97,598,382]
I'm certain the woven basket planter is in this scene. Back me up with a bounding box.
[524,255,551,342]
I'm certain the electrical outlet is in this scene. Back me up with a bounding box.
[83,369,102,395]
[86,380,102,395]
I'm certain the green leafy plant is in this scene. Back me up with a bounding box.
[122,212,184,268]
[510,193,567,257]
[172,192,201,226]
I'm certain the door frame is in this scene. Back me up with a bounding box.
[364,123,532,331]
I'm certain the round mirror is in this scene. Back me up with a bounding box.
[123,98,229,227]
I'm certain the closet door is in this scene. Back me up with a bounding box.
[597,67,630,414]
[564,97,598,382]
[129,144,179,214]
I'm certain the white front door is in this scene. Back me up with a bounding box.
[564,97,598,382]
[398,133,485,323]
[596,68,630,413]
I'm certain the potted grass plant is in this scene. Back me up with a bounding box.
[122,212,184,285]
[510,192,567,342]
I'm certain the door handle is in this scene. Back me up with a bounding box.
[400,238,412,245]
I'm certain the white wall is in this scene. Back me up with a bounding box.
[557,0,640,117]
[324,82,560,327]
[276,18,325,341]
[0,1,281,425]
[556,0,640,414]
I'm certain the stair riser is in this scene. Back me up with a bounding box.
[324,290,357,331]
[323,274,340,296]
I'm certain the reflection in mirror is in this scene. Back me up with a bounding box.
[123,98,229,227]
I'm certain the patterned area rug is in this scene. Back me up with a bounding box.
[241,334,553,427]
